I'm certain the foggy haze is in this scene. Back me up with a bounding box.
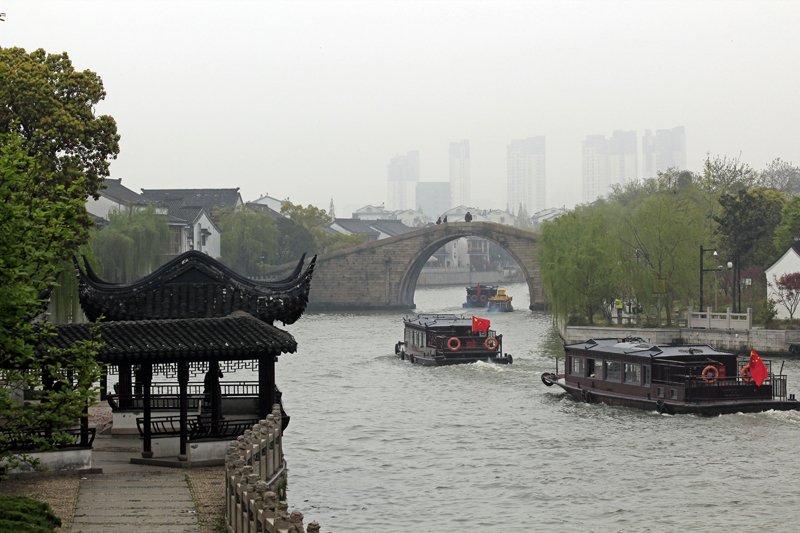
[2,0,798,216]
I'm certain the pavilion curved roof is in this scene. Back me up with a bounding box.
[38,312,297,364]
[75,251,316,325]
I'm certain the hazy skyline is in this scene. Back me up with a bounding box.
[2,1,799,216]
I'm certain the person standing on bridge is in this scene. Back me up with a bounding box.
[465,211,473,222]
[436,217,442,225]
[443,215,448,223]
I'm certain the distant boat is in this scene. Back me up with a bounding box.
[487,289,513,312]
[394,314,513,366]
[462,284,498,308]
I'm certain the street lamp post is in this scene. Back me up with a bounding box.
[700,245,720,311]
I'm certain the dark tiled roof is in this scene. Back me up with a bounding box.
[101,179,155,206]
[140,188,242,215]
[38,312,297,364]
[75,250,315,325]
[245,202,282,221]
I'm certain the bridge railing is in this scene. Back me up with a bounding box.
[686,307,752,331]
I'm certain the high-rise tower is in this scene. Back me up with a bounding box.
[386,150,420,211]
[642,126,686,177]
[449,140,470,208]
[507,136,546,215]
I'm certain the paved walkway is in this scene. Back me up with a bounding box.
[71,429,203,533]
[73,474,200,533]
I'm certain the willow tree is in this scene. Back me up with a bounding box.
[90,206,172,283]
[218,205,278,276]
[539,204,621,328]
[618,188,704,325]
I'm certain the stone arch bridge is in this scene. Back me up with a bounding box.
[264,222,544,311]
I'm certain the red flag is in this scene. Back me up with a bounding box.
[472,316,490,333]
[749,348,768,386]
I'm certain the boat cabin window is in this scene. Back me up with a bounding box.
[624,363,641,385]
[670,388,678,400]
[604,360,622,382]
[642,365,651,386]
[587,358,602,378]
[570,356,584,376]
[656,387,664,398]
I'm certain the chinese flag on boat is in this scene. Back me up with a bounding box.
[472,316,490,333]
[749,348,769,386]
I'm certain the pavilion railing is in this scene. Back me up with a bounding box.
[135,415,261,440]
[0,427,96,452]
[224,404,320,533]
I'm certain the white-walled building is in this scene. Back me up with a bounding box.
[766,245,800,320]
[250,193,289,213]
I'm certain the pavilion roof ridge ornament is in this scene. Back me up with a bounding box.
[73,252,316,325]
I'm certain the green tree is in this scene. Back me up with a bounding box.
[0,47,120,207]
[618,188,704,325]
[714,187,785,268]
[773,196,800,254]
[758,158,800,195]
[90,206,172,283]
[539,204,620,327]
[279,202,365,255]
[218,205,278,276]
[276,216,315,264]
[0,133,103,470]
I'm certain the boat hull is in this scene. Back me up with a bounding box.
[551,378,800,416]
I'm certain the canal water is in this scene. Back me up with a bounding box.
[259,283,800,532]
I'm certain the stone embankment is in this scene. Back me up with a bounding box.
[566,326,800,355]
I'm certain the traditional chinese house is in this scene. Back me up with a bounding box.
[40,250,315,466]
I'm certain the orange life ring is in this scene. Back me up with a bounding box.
[485,337,498,350]
[741,365,754,384]
[448,337,461,351]
[480,295,487,302]
[470,295,478,302]
[701,365,718,382]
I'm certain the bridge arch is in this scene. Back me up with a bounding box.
[263,222,544,311]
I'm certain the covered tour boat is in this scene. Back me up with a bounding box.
[462,284,498,308]
[395,314,513,366]
[541,337,800,415]
[487,290,513,312]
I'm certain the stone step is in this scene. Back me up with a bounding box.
[78,493,193,502]
[71,525,201,533]
[73,516,199,525]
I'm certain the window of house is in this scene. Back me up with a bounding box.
[570,356,585,376]
[642,365,651,386]
[624,363,641,385]
[604,360,622,382]
[587,358,602,378]
[656,387,664,398]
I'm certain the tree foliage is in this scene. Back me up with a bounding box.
[90,206,172,283]
[759,158,800,195]
[218,205,278,276]
[773,196,800,254]
[0,47,120,205]
[0,133,102,469]
[539,205,620,326]
[280,202,365,255]
[714,187,785,268]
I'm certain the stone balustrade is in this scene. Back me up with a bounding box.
[224,404,321,533]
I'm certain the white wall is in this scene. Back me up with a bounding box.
[766,248,800,319]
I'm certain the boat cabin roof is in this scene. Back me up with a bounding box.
[565,337,734,361]
[404,314,472,329]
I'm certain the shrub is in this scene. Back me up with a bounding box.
[0,496,61,533]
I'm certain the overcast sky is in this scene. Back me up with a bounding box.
[2,0,799,215]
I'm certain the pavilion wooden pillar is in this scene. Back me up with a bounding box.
[142,363,153,458]
[99,367,107,402]
[210,360,222,426]
[119,364,132,409]
[178,361,189,461]
[258,354,275,419]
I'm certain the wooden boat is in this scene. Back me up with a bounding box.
[487,290,513,312]
[394,314,513,366]
[462,284,498,308]
[541,337,800,415]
